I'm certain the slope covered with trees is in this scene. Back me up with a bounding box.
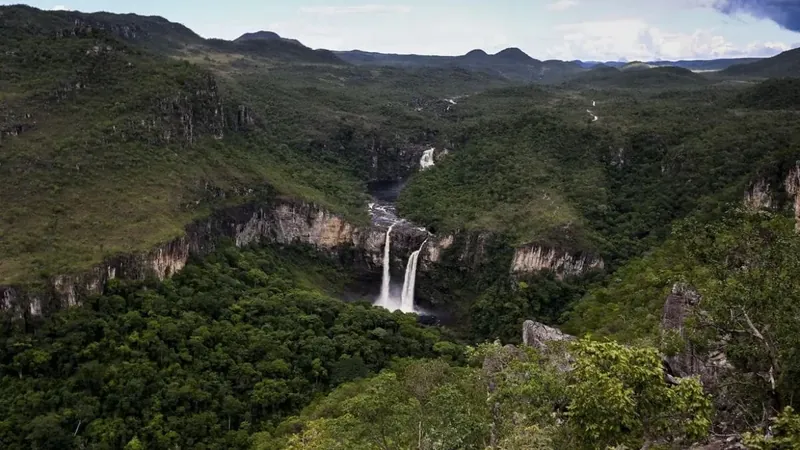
[0,5,507,286]
[0,244,458,449]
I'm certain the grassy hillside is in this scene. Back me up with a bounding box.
[0,5,509,285]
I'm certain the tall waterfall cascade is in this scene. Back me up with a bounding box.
[420,148,435,170]
[373,221,428,313]
[375,223,396,309]
[400,239,428,313]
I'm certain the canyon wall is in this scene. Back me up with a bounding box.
[0,199,427,318]
[511,245,604,279]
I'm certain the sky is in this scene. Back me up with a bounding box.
[7,0,800,61]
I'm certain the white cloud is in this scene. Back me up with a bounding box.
[299,5,411,15]
[547,18,789,60]
[50,5,69,10]
[547,0,579,11]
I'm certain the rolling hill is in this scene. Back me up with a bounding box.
[335,47,585,83]
[564,65,710,89]
[721,47,800,78]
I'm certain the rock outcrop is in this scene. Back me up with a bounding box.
[743,179,773,211]
[661,283,729,386]
[0,198,427,318]
[522,319,575,351]
[511,245,604,279]
[786,165,800,231]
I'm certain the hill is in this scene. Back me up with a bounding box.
[564,66,709,89]
[336,47,585,83]
[0,5,509,285]
[234,30,303,46]
[581,57,762,71]
[721,47,800,78]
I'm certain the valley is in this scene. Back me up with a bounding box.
[3,3,800,449]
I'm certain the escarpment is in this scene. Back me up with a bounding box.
[511,245,604,279]
[0,199,429,317]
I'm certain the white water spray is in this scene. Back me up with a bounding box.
[420,148,435,170]
[376,223,396,308]
[400,239,428,313]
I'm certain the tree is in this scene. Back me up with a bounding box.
[565,339,711,449]
[675,212,800,414]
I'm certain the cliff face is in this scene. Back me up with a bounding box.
[511,245,604,279]
[0,199,427,318]
[661,283,730,387]
[744,179,774,211]
[786,166,800,231]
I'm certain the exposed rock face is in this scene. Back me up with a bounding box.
[511,245,604,279]
[744,179,773,210]
[424,234,454,265]
[786,166,800,231]
[0,199,426,318]
[145,73,226,144]
[522,319,575,351]
[661,283,729,386]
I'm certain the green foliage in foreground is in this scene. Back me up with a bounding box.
[568,210,800,424]
[0,245,457,450]
[265,340,711,450]
[744,407,800,449]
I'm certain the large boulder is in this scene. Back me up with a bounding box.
[522,320,575,351]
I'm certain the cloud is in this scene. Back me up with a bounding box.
[712,0,800,32]
[299,5,411,15]
[50,5,69,10]
[547,0,579,11]
[547,18,789,60]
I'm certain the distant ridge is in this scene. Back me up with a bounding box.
[463,49,489,58]
[721,47,800,78]
[494,47,537,63]
[235,30,303,47]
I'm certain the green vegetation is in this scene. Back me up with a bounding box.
[0,244,456,449]
[264,340,711,450]
[0,5,508,285]
[399,82,800,265]
[7,3,800,448]
[565,66,711,89]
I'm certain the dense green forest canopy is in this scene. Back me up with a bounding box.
[0,245,460,449]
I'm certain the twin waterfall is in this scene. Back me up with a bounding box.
[375,224,427,313]
[373,148,435,313]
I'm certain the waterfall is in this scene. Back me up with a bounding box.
[400,239,428,313]
[420,148,435,170]
[376,223,396,308]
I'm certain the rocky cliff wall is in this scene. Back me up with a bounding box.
[511,245,604,279]
[786,165,800,231]
[0,199,427,318]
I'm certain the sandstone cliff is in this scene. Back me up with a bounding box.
[511,245,604,279]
